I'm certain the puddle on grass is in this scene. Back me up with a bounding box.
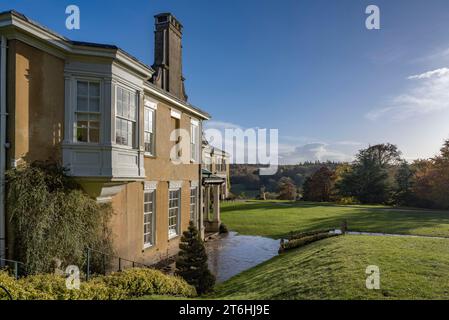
[205,232,280,283]
[205,229,447,284]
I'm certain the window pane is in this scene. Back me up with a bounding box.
[148,110,153,133]
[129,94,136,121]
[77,96,88,111]
[77,127,88,142]
[191,125,196,143]
[121,119,128,146]
[128,121,134,147]
[77,113,89,122]
[168,189,180,237]
[89,128,99,143]
[89,82,100,97]
[77,81,88,96]
[117,88,123,117]
[144,191,155,246]
[115,118,122,144]
[90,97,100,112]
[123,91,129,118]
[129,105,136,122]
[144,109,150,132]
[90,115,99,125]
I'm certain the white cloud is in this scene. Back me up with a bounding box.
[407,68,449,80]
[335,140,364,146]
[280,143,354,164]
[203,120,242,131]
[203,120,356,165]
[366,67,449,121]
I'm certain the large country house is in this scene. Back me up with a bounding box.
[0,10,228,266]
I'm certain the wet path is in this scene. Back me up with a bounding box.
[205,232,279,283]
[205,229,449,283]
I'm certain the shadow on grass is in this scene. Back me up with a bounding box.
[222,201,449,239]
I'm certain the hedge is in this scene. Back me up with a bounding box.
[101,268,197,298]
[279,233,340,253]
[287,229,335,241]
[0,268,196,300]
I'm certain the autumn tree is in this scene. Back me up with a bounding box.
[333,163,352,201]
[278,177,297,200]
[412,140,449,209]
[302,167,335,202]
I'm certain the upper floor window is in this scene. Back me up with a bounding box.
[190,120,199,162]
[76,81,100,143]
[203,155,212,172]
[171,110,182,160]
[216,157,226,172]
[144,105,156,155]
[116,86,137,148]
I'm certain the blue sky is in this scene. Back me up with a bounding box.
[3,0,449,163]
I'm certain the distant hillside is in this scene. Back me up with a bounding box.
[230,162,341,198]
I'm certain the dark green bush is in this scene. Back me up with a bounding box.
[176,222,216,295]
[219,223,229,234]
[280,233,340,253]
[0,268,196,300]
[287,229,334,241]
[100,268,196,298]
[0,272,121,300]
[6,161,114,275]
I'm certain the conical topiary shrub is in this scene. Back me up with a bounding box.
[175,221,216,294]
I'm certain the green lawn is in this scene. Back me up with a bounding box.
[141,202,449,300]
[210,235,449,300]
[205,201,449,300]
[221,201,449,239]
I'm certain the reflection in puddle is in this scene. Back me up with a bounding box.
[205,232,279,283]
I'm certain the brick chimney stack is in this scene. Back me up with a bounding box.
[152,13,188,101]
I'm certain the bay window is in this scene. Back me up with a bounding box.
[76,81,100,143]
[116,86,137,147]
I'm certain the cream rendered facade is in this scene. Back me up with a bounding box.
[0,11,210,265]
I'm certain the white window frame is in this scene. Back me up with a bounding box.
[115,86,138,148]
[190,119,199,163]
[216,156,222,172]
[75,80,101,144]
[190,187,198,225]
[203,155,212,172]
[144,101,157,156]
[168,187,181,239]
[143,189,156,249]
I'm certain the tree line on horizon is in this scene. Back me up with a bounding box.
[230,140,449,210]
